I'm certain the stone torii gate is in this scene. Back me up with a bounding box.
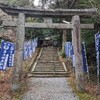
[0,4,96,92]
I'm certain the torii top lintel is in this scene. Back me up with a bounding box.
[0,4,96,18]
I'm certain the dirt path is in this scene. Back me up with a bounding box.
[23,46,79,100]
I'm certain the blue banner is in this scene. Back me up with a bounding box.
[32,39,36,53]
[28,41,32,58]
[0,47,1,53]
[71,45,75,67]
[23,41,28,60]
[65,42,72,58]
[0,40,10,70]
[65,41,89,71]
[65,42,75,67]
[34,38,38,48]
[7,42,15,67]
[23,39,38,60]
[23,40,33,59]
[0,40,15,70]
[72,55,75,67]
[82,42,88,72]
[95,33,100,75]
[27,41,30,58]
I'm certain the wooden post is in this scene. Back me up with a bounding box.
[11,13,25,91]
[62,29,67,50]
[71,15,85,92]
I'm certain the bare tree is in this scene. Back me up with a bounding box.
[89,0,100,16]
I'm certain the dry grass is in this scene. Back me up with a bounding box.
[0,69,12,100]
[69,73,100,100]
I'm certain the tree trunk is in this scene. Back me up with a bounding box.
[71,15,85,92]
[11,13,25,91]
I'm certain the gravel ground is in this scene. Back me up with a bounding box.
[22,78,79,100]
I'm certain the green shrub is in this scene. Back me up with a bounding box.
[59,49,66,58]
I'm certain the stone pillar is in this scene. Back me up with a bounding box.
[71,15,85,92]
[43,18,52,23]
[43,17,52,45]
[62,29,67,50]
[11,13,25,91]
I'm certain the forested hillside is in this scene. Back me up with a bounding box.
[0,0,99,64]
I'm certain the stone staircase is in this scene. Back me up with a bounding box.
[29,46,70,77]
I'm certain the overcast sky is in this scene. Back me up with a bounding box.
[33,0,55,9]
[34,0,39,6]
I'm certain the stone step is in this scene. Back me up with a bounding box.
[38,61,61,63]
[34,68,65,72]
[27,75,70,78]
[27,71,70,78]
[30,71,69,74]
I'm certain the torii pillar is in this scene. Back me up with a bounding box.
[62,18,67,50]
[11,13,25,91]
[71,15,85,92]
[44,17,52,23]
[62,29,67,50]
